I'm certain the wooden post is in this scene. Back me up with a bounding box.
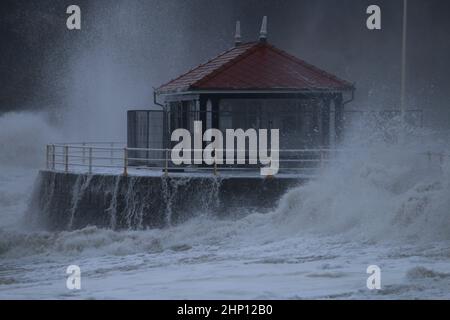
[64,145,69,173]
[123,148,128,176]
[88,147,92,174]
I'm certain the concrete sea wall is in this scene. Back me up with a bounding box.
[30,170,303,230]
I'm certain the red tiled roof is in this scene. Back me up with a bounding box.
[156,42,353,94]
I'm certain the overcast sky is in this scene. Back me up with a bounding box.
[1,0,449,130]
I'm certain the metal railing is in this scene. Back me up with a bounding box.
[45,143,450,176]
[45,142,345,176]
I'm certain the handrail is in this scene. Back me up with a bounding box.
[45,143,450,177]
[51,141,126,146]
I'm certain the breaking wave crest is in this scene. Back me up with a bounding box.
[273,118,450,242]
[1,116,450,260]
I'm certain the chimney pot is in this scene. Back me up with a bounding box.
[259,16,268,42]
[234,21,242,46]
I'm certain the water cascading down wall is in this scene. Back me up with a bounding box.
[29,171,302,230]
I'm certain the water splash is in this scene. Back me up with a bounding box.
[67,174,94,230]
[105,175,121,229]
[161,176,191,227]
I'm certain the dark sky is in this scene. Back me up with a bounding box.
[1,0,450,130]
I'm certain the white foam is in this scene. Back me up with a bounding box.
[1,114,450,299]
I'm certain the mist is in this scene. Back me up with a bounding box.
[1,1,450,300]
[1,0,450,142]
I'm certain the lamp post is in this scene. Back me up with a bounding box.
[400,0,408,122]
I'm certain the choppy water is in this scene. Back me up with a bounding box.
[1,112,450,299]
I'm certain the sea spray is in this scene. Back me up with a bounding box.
[0,112,61,168]
[4,113,449,265]
[199,176,222,214]
[24,170,57,230]
[271,120,450,242]
[28,171,228,231]
[161,176,191,227]
[67,174,93,230]
[123,176,150,229]
[105,175,122,229]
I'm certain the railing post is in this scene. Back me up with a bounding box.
[110,142,114,165]
[123,148,128,176]
[52,144,56,170]
[82,142,86,165]
[88,147,92,174]
[213,148,218,176]
[64,145,69,173]
[164,149,169,177]
[46,145,50,169]
[266,159,274,178]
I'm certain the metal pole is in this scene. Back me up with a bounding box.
[400,0,408,121]
[82,142,86,165]
[52,144,55,170]
[123,148,128,176]
[213,148,218,176]
[88,147,92,174]
[64,145,69,173]
[46,145,50,169]
[266,159,273,178]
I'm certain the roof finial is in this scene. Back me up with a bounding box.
[259,16,267,42]
[234,21,242,46]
